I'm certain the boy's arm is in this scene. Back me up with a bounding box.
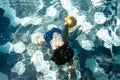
[62,15,77,45]
[62,24,69,45]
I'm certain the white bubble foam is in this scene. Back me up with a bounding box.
[91,0,102,6]
[31,32,45,44]
[60,0,86,26]
[94,12,107,24]
[13,41,26,54]
[117,18,120,26]
[46,5,57,17]
[31,50,56,80]
[97,28,112,43]
[47,24,57,30]
[2,6,20,26]
[81,39,94,51]
[20,16,42,26]
[11,61,26,75]
[81,22,93,32]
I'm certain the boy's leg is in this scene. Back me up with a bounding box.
[68,60,77,80]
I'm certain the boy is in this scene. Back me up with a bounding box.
[44,15,77,80]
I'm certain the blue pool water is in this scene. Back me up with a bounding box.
[0,0,120,80]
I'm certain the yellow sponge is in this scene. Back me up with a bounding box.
[64,15,77,28]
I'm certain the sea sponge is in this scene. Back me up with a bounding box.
[64,15,77,28]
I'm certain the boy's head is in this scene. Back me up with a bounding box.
[51,44,74,65]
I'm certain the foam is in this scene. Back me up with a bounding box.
[96,28,111,40]
[38,0,44,10]
[0,0,10,7]
[81,39,94,51]
[11,61,26,75]
[97,28,113,48]
[1,0,118,80]
[80,22,93,33]
[60,0,86,26]
[2,6,20,26]
[47,24,57,30]
[31,32,44,44]
[31,50,56,80]
[91,0,102,6]
[0,41,26,54]
[94,12,107,24]
[97,27,120,48]
[117,18,120,26]
[13,41,26,54]
[111,32,120,46]
[0,0,43,27]
[20,16,42,26]
[46,5,57,17]
[75,69,81,80]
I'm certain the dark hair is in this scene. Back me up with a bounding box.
[51,44,74,65]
